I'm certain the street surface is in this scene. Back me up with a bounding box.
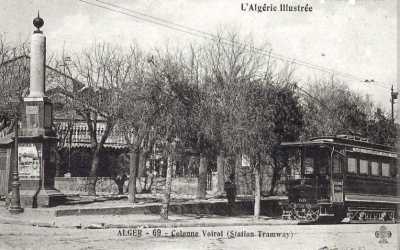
[0,223,398,250]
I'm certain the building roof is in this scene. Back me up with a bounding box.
[57,121,127,150]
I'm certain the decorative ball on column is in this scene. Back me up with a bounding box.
[33,12,44,33]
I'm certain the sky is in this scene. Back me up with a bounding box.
[0,0,397,114]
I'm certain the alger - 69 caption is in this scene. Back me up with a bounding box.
[118,228,294,239]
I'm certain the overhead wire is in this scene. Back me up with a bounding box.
[75,0,390,114]
[77,0,391,90]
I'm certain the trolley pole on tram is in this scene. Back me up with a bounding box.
[390,85,398,123]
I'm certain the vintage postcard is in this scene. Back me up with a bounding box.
[0,0,398,249]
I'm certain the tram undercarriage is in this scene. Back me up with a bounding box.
[282,203,337,223]
[343,203,397,223]
[282,202,398,223]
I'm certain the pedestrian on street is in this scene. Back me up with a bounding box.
[224,173,236,216]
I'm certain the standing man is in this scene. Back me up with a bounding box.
[224,173,236,216]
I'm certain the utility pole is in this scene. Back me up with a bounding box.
[390,85,398,123]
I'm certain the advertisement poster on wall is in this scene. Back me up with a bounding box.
[18,143,41,180]
[0,0,398,249]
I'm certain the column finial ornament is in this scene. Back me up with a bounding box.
[33,11,44,33]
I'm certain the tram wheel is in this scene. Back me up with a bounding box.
[305,209,319,222]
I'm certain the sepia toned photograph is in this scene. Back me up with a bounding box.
[0,0,398,249]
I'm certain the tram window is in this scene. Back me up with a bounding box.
[288,151,301,179]
[390,163,398,177]
[292,169,301,179]
[359,159,368,175]
[304,157,314,174]
[319,163,327,175]
[318,155,329,175]
[347,158,357,173]
[371,162,379,176]
[333,156,341,174]
[382,163,390,177]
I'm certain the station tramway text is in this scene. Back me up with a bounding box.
[278,135,399,223]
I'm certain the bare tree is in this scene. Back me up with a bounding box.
[200,33,269,217]
[118,46,171,203]
[0,38,30,134]
[55,43,135,196]
[198,32,303,218]
[302,78,374,138]
[146,48,200,219]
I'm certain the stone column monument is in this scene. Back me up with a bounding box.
[18,13,65,207]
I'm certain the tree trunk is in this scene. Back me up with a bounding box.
[187,156,196,177]
[88,149,100,196]
[128,150,140,203]
[197,154,207,199]
[234,154,241,194]
[254,162,261,219]
[146,174,155,192]
[55,151,62,177]
[138,151,147,177]
[136,151,146,193]
[217,151,225,195]
[160,155,173,220]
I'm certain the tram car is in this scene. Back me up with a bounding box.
[279,135,399,223]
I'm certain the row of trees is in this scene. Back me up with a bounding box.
[0,34,396,219]
[302,78,397,144]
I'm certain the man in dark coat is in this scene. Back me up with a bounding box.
[224,173,236,216]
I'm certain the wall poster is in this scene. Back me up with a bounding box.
[18,143,41,180]
[1,0,398,249]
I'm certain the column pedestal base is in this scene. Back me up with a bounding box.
[36,188,66,207]
[20,190,40,208]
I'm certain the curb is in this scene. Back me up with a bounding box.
[0,216,297,230]
[0,218,57,228]
[99,220,299,230]
[52,198,284,217]
[1,196,287,217]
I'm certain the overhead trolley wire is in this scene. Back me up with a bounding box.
[77,0,391,90]
[75,0,391,114]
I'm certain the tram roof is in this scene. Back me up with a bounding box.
[280,135,396,153]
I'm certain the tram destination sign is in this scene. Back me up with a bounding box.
[350,147,397,158]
